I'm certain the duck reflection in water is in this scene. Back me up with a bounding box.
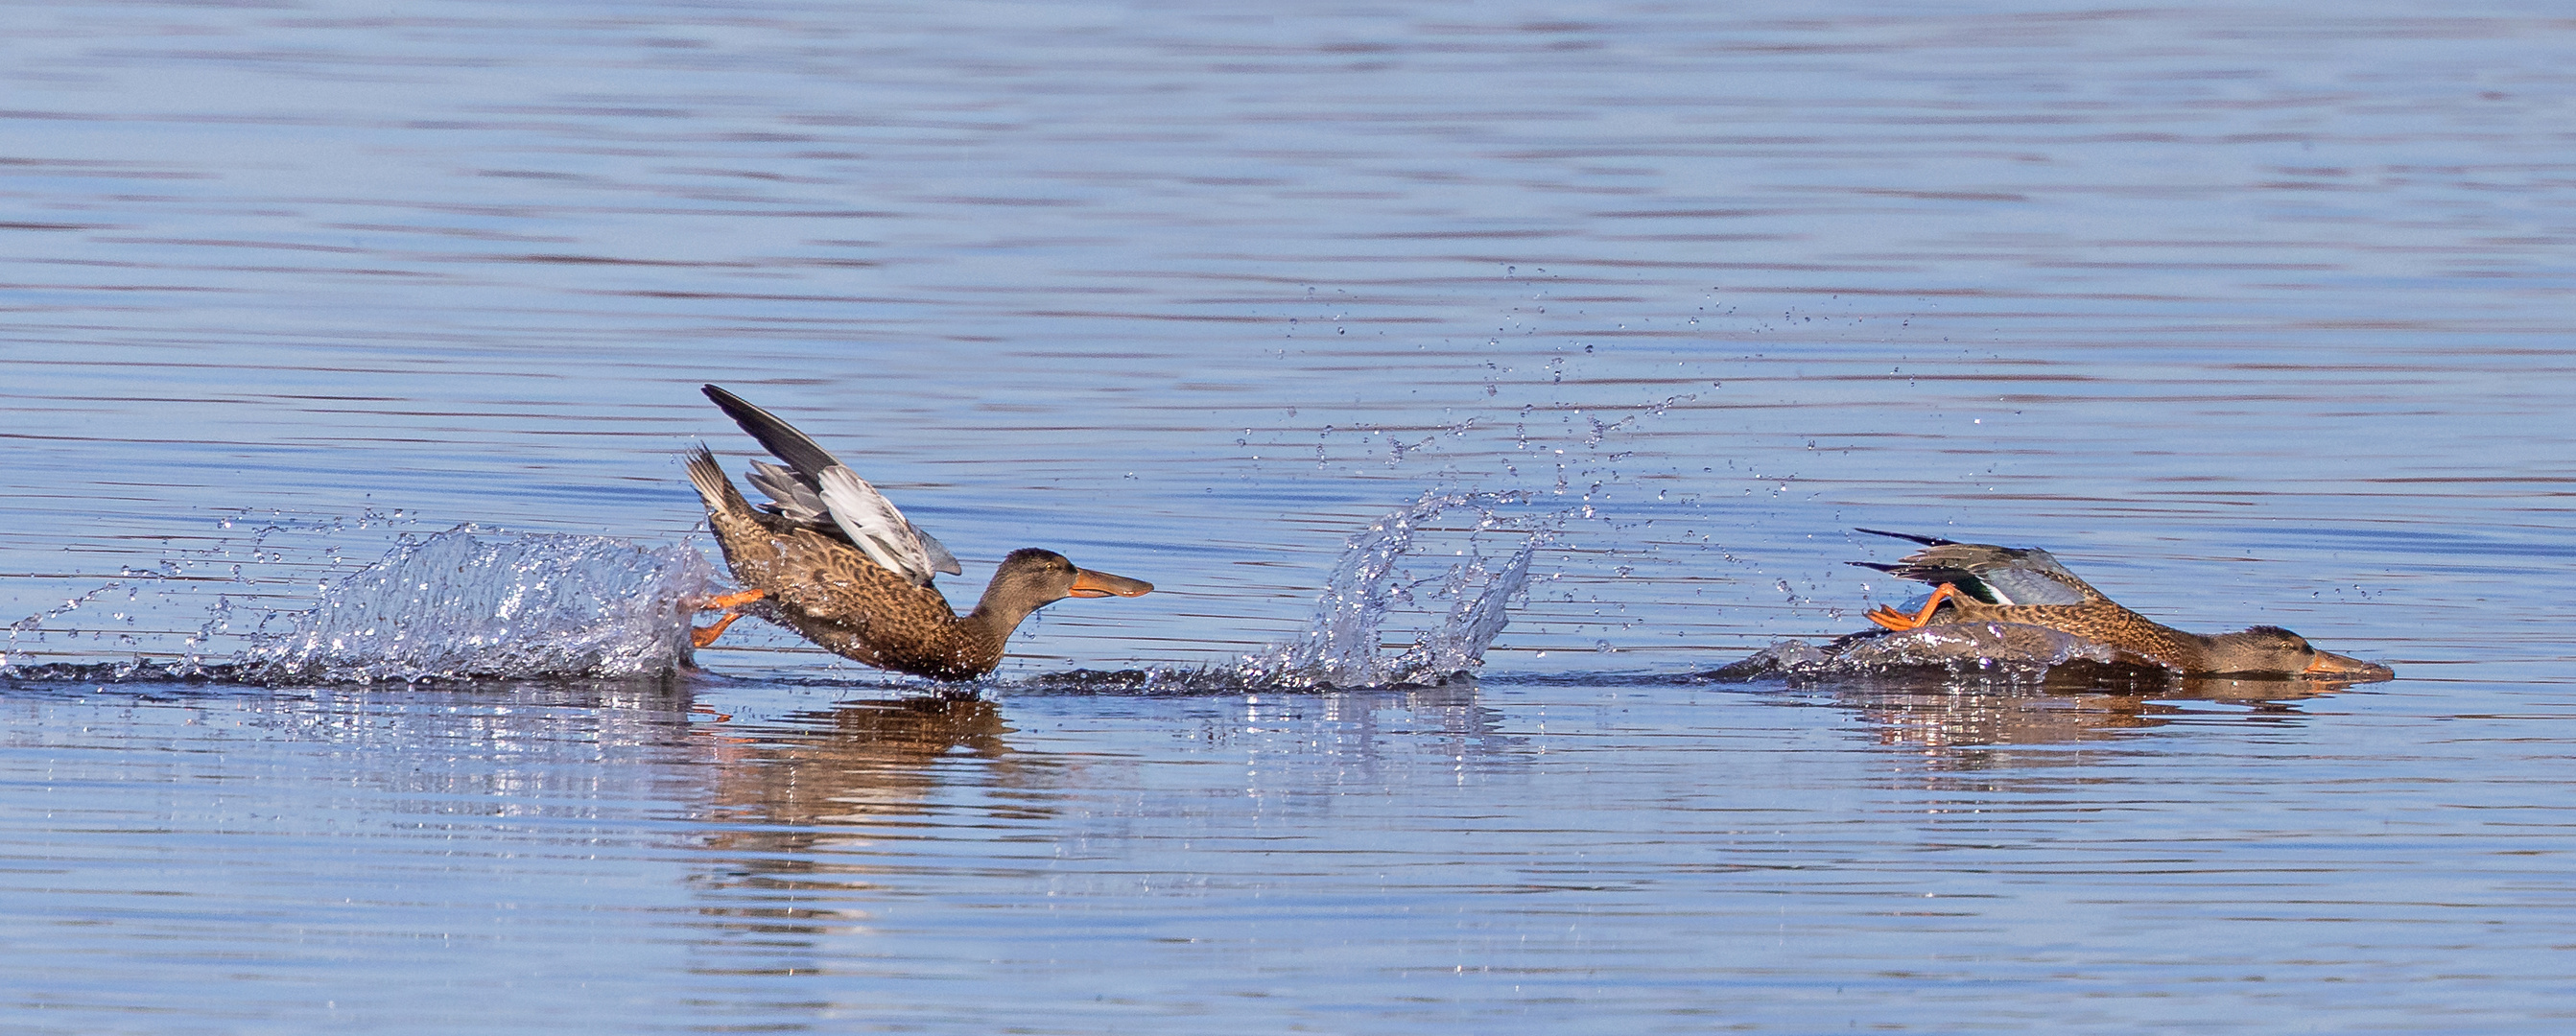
[686,695,1058,949]
[697,695,1054,854]
[1799,670,2348,751]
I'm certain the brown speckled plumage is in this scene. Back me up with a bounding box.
[1853,529,2390,680]
[684,387,1151,680]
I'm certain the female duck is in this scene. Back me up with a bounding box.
[685,385,1151,680]
[1853,529,2389,679]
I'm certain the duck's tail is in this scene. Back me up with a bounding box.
[684,444,753,518]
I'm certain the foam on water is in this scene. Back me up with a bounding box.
[1705,622,2119,683]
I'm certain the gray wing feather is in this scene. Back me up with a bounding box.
[911,523,960,576]
[745,459,831,525]
[703,385,841,482]
[1972,561,2092,606]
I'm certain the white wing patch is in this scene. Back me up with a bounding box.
[816,465,941,586]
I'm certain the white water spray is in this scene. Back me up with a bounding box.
[1234,490,1547,689]
[234,526,714,683]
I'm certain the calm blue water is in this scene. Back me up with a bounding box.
[6,0,2575,1031]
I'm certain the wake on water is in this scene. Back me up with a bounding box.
[3,496,2143,692]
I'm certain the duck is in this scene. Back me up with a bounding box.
[1850,529,2391,680]
[683,384,1152,680]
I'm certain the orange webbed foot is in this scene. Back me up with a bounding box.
[688,589,766,648]
[697,588,767,611]
[1865,583,1959,632]
[690,611,746,648]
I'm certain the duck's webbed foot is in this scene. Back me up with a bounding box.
[691,588,768,648]
[1866,582,1959,632]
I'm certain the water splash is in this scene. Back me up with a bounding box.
[1232,490,1548,689]
[231,526,714,684]
[4,507,439,673]
[6,525,717,685]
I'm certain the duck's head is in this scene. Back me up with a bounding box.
[973,548,1153,624]
[2202,624,2393,681]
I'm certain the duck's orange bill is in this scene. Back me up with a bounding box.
[1070,569,1154,598]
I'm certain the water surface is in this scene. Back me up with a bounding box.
[6,0,2575,1031]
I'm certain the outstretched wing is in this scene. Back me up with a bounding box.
[1851,530,2100,606]
[701,384,962,586]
